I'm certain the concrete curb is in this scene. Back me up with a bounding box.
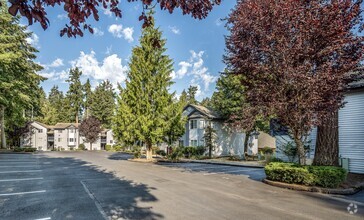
[157,159,264,169]
[263,179,364,195]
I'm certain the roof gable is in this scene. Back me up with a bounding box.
[183,104,221,119]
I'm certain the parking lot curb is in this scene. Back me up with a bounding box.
[263,179,364,195]
[157,159,264,169]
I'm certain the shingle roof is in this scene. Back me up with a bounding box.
[53,123,79,129]
[184,104,221,119]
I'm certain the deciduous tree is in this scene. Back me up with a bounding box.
[4,0,220,37]
[224,0,364,164]
[79,116,101,150]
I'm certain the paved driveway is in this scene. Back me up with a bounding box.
[0,151,363,220]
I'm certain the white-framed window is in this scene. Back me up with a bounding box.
[199,120,205,129]
[58,138,61,142]
[190,120,197,129]
[190,140,198,146]
[69,138,75,142]
[38,129,43,133]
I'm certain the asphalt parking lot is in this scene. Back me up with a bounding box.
[156,162,266,180]
[0,151,363,220]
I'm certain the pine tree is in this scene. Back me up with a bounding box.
[65,67,83,124]
[164,96,187,147]
[89,80,115,128]
[0,0,43,148]
[83,78,92,118]
[48,85,68,123]
[179,90,188,107]
[200,97,211,108]
[113,12,175,160]
[203,121,217,158]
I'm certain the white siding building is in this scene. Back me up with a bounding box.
[273,84,364,174]
[181,104,276,157]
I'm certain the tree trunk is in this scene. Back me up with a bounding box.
[1,106,6,149]
[313,110,339,166]
[243,130,251,156]
[293,134,306,165]
[208,145,212,158]
[146,141,153,160]
[76,113,79,124]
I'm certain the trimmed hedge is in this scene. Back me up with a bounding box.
[14,147,37,152]
[265,162,347,188]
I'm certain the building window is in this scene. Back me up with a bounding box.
[110,140,113,144]
[190,120,197,129]
[69,138,74,142]
[38,129,43,133]
[190,140,198,147]
[199,120,205,129]
[178,140,184,147]
[58,138,61,142]
[69,129,74,133]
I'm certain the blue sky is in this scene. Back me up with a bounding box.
[24,1,236,100]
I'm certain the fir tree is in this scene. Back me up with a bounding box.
[187,85,198,105]
[90,80,115,128]
[83,78,92,118]
[0,0,43,148]
[113,12,176,160]
[65,67,83,124]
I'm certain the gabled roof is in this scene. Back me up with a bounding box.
[183,104,221,119]
[32,121,51,129]
[53,123,79,129]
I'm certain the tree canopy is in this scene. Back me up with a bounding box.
[224,0,364,164]
[4,0,220,37]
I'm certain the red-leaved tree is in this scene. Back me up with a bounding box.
[3,0,220,37]
[79,116,101,150]
[224,0,364,164]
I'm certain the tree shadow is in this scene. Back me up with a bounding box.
[108,152,134,160]
[0,154,163,220]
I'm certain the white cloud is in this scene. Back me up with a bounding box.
[57,14,68,20]
[93,27,104,36]
[105,45,113,55]
[26,33,39,48]
[172,50,217,91]
[108,24,134,42]
[49,58,64,68]
[215,18,223,26]
[70,50,128,86]
[168,26,180,35]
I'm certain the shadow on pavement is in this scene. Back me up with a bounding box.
[0,154,163,220]
[108,152,134,161]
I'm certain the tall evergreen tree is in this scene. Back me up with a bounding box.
[164,96,187,148]
[83,78,92,118]
[0,0,43,148]
[187,85,198,105]
[179,90,188,107]
[89,80,115,128]
[48,85,68,123]
[113,12,176,160]
[65,67,83,124]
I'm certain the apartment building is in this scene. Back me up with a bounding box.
[20,121,114,151]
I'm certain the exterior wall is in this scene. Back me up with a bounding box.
[80,137,101,150]
[338,90,364,174]
[54,129,69,150]
[20,122,48,151]
[106,130,115,146]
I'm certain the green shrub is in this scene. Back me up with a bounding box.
[265,162,347,188]
[167,147,184,161]
[261,146,274,155]
[195,146,206,156]
[156,150,166,156]
[105,145,113,151]
[78,144,86,151]
[113,145,122,152]
[308,166,347,188]
[227,155,241,161]
[24,147,37,152]
[265,156,283,164]
[13,148,23,152]
[133,150,141,159]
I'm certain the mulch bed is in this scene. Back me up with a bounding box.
[341,173,364,189]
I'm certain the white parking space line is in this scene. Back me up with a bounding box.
[80,181,108,220]
[0,190,46,196]
[0,177,43,182]
[34,217,51,220]
[0,166,40,168]
[0,170,42,174]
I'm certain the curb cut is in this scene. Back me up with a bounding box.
[263,179,363,195]
[157,159,264,169]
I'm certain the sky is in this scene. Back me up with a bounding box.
[23,1,237,100]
